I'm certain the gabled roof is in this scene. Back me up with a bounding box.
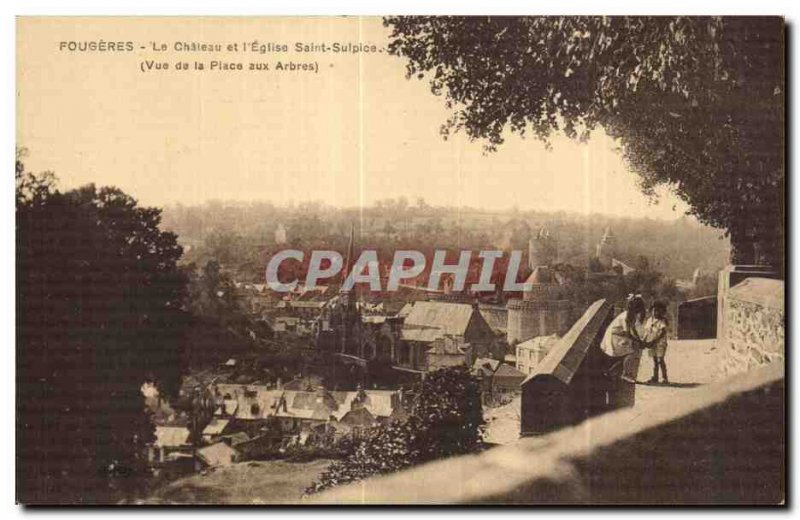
[197,442,238,467]
[397,302,415,318]
[472,357,501,376]
[401,326,444,343]
[525,266,554,285]
[224,432,251,446]
[612,258,636,275]
[338,407,376,427]
[517,334,560,353]
[209,384,401,422]
[202,418,230,436]
[493,363,526,380]
[479,305,508,334]
[154,426,191,448]
[401,301,477,342]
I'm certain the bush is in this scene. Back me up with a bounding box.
[306,367,484,494]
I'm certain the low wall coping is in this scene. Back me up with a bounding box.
[521,298,610,387]
[727,277,784,310]
[309,361,783,504]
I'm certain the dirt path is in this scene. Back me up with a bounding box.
[633,339,722,408]
[483,339,723,445]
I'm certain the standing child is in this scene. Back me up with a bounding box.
[644,301,669,384]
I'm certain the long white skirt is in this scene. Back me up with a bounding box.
[622,350,642,382]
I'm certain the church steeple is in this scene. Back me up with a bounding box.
[340,223,355,308]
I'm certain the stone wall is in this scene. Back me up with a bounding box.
[716,265,780,341]
[720,277,784,377]
[506,299,570,345]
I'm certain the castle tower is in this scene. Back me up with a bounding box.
[596,226,617,267]
[506,299,571,345]
[507,264,571,345]
[528,226,558,270]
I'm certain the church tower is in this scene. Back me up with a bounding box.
[596,226,617,267]
[528,226,557,270]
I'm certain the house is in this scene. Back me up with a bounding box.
[611,258,636,275]
[472,358,526,393]
[221,431,250,448]
[472,357,501,380]
[149,426,192,464]
[333,407,378,437]
[201,418,232,444]
[492,363,527,392]
[515,334,559,376]
[197,442,239,467]
[397,301,497,372]
[208,383,406,436]
[478,304,508,337]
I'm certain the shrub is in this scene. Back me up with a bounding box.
[307,367,484,494]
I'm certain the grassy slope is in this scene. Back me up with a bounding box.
[145,459,332,505]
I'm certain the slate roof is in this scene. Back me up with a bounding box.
[223,432,251,446]
[493,363,526,380]
[401,301,477,343]
[396,303,414,318]
[197,442,238,467]
[154,426,191,448]
[472,357,501,377]
[202,418,230,437]
[479,305,508,334]
[209,384,400,422]
[612,258,636,275]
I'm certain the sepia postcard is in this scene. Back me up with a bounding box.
[15,15,785,505]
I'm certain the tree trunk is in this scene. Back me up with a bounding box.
[728,225,755,265]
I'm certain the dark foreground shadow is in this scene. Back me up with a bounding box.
[636,381,703,389]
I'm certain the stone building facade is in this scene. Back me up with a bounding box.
[507,299,571,345]
[397,301,498,373]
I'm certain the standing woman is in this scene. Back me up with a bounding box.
[599,295,647,408]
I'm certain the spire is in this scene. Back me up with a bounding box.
[341,222,355,289]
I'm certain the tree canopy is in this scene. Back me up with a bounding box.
[384,16,784,270]
[16,152,188,503]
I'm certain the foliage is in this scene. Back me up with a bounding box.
[383,16,784,270]
[16,155,187,503]
[307,367,484,494]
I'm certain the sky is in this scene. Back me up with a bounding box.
[17,17,691,219]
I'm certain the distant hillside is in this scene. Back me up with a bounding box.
[161,201,730,283]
